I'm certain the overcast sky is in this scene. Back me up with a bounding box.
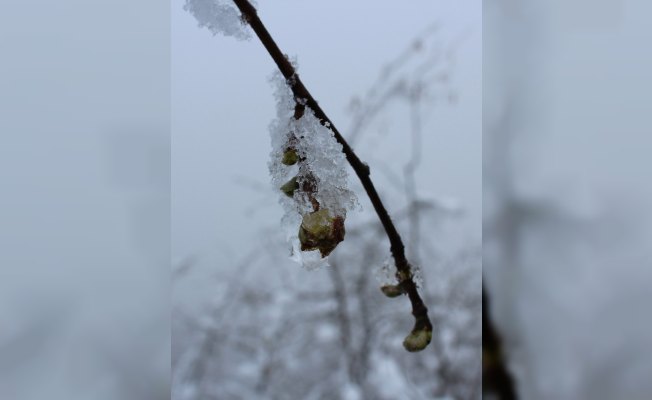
[171,0,482,278]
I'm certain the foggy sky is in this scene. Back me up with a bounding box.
[172,0,482,279]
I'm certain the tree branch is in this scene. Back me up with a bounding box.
[482,285,517,399]
[232,0,432,347]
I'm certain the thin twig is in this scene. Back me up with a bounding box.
[232,0,432,344]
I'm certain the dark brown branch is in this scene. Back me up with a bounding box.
[232,0,432,344]
[483,285,517,399]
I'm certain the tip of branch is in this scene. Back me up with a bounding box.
[403,325,432,352]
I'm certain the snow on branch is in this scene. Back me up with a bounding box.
[269,71,359,269]
[186,0,434,352]
[184,0,253,40]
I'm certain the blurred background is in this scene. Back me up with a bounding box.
[484,0,652,399]
[172,0,481,399]
[0,1,170,399]
[5,0,651,399]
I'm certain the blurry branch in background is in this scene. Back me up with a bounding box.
[327,20,477,398]
[344,22,463,265]
[482,88,520,400]
[483,90,583,399]
[173,210,480,399]
[346,23,464,147]
[483,77,590,399]
[231,0,432,350]
[0,308,67,373]
[482,285,517,399]
[173,17,480,399]
[173,255,198,280]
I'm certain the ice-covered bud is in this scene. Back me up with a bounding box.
[280,177,299,197]
[298,209,345,257]
[268,71,358,268]
[380,284,404,298]
[397,268,413,283]
[403,326,432,352]
[281,148,299,165]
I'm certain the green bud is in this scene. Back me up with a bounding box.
[397,269,413,283]
[298,209,345,257]
[281,149,299,165]
[280,177,299,197]
[380,284,404,298]
[403,328,432,352]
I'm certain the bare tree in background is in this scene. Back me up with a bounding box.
[173,24,481,400]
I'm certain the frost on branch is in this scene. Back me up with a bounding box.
[268,71,358,269]
[376,255,424,291]
[183,0,252,40]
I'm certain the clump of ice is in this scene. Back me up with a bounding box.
[289,242,328,271]
[375,254,423,289]
[411,263,424,289]
[268,70,358,269]
[375,255,398,285]
[183,0,252,41]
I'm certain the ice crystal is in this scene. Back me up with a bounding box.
[411,264,424,289]
[268,70,358,269]
[375,255,398,286]
[183,0,252,41]
[376,255,423,289]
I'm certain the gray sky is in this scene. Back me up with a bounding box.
[1,1,170,398]
[171,0,482,275]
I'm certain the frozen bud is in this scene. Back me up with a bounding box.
[281,148,299,165]
[397,268,413,283]
[280,176,299,197]
[380,284,404,298]
[298,209,345,257]
[403,327,432,352]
